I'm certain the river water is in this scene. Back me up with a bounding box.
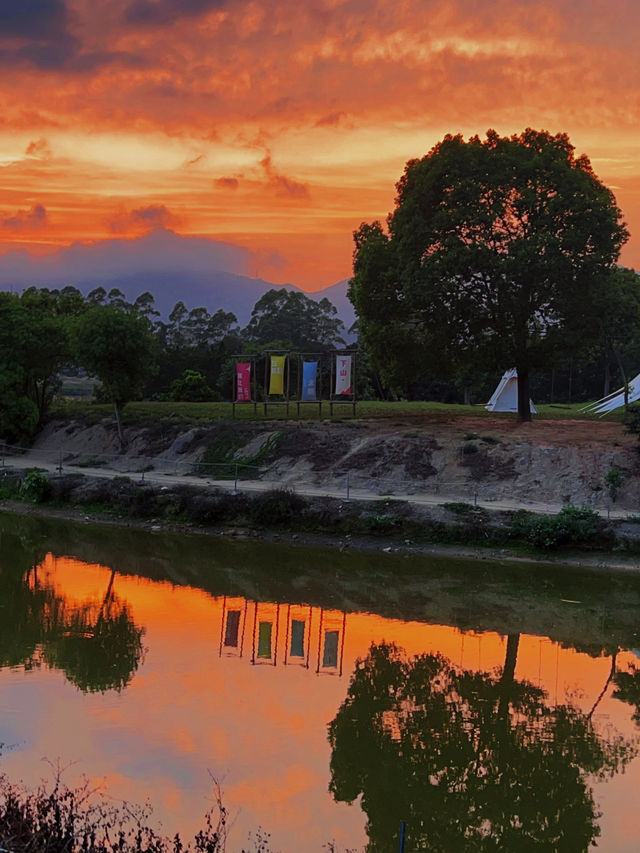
[2,512,640,851]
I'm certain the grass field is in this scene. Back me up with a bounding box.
[49,397,625,425]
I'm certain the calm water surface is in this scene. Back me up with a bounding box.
[2,513,640,851]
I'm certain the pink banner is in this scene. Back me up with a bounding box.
[236,362,252,401]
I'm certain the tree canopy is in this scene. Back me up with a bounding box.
[72,304,157,448]
[349,129,629,420]
[243,288,345,351]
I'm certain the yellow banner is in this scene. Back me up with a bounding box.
[269,355,285,395]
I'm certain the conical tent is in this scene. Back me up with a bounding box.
[581,372,640,414]
[486,369,537,413]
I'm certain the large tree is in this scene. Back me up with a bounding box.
[349,129,629,420]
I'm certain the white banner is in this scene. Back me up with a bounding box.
[335,355,352,395]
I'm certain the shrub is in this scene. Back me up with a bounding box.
[249,488,307,525]
[604,467,624,503]
[461,442,478,455]
[0,473,21,500]
[442,502,488,522]
[510,505,605,550]
[19,468,51,503]
[180,490,249,524]
[365,513,397,534]
[0,768,230,853]
[169,369,218,402]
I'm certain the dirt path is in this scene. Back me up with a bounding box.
[4,450,633,520]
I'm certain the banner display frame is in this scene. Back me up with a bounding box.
[329,350,357,417]
[263,350,291,415]
[296,353,323,417]
[232,355,257,417]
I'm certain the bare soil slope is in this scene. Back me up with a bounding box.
[31,414,640,513]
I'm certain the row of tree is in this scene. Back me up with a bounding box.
[0,284,348,445]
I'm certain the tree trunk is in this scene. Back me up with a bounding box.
[589,651,618,719]
[502,633,520,684]
[463,387,471,406]
[604,357,611,398]
[516,367,532,423]
[498,633,520,719]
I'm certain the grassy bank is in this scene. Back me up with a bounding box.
[50,398,622,426]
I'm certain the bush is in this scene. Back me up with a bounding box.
[19,468,51,503]
[604,467,624,503]
[169,370,219,402]
[180,490,249,524]
[249,489,307,525]
[0,768,230,853]
[0,473,21,500]
[365,513,397,535]
[510,505,605,550]
[442,502,488,522]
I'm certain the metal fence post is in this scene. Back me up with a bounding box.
[345,470,350,501]
[58,448,63,475]
[234,464,239,495]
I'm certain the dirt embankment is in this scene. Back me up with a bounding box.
[27,413,640,512]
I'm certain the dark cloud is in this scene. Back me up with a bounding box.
[0,0,69,41]
[108,204,179,234]
[214,177,239,189]
[1,204,47,231]
[123,0,228,27]
[0,0,145,72]
[260,155,310,200]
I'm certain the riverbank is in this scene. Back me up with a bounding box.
[3,465,640,571]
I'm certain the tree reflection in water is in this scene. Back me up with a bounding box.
[0,538,145,694]
[329,640,636,852]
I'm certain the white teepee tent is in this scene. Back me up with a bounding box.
[486,369,537,414]
[581,372,640,415]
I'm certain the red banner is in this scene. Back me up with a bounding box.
[236,362,252,401]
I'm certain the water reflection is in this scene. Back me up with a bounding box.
[5,514,640,849]
[329,640,636,851]
[219,598,347,675]
[0,540,144,693]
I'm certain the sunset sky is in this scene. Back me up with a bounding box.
[0,0,639,290]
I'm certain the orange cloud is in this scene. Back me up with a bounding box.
[0,0,637,286]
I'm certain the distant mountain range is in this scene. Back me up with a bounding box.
[0,229,355,329]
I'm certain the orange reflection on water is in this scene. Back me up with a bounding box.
[4,553,640,852]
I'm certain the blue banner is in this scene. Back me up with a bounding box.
[301,361,318,401]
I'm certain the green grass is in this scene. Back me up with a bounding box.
[48,398,625,425]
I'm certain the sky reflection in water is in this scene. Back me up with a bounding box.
[2,525,640,850]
